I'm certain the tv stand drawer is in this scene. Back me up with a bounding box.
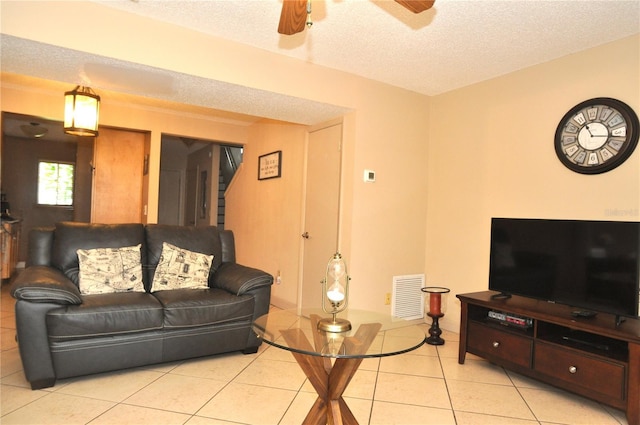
[467,322,532,368]
[534,342,626,401]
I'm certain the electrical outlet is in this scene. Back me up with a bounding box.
[385,293,391,305]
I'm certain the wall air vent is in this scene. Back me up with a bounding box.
[392,274,425,320]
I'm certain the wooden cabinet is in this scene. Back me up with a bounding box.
[458,291,640,425]
[1,220,20,280]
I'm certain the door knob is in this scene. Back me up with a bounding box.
[302,232,310,239]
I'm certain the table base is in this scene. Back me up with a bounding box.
[280,315,381,425]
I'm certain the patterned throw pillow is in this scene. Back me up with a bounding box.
[77,245,144,295]
[151,242,213,291]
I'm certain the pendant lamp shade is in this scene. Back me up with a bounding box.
[64,86,100,137]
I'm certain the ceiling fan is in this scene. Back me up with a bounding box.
[278,0,435,35]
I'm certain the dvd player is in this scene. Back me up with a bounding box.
[488,310,533,328]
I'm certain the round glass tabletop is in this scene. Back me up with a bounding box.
[253,308,427,359]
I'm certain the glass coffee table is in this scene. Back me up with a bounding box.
[253,308,426,425]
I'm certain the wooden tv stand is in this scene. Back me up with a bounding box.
[457,291,640,425]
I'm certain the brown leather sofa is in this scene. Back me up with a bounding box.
[11,222,273,390]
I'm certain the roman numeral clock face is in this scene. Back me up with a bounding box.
[555,98,639,174]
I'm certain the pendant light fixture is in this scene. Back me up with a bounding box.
[63,86,100,137]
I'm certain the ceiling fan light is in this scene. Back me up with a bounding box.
[64,85,100,137]
[20,122,48,138]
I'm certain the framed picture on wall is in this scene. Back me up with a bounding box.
[258,150,282,180]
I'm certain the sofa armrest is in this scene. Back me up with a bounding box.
[11,266,82,305]
[213,263,273,296]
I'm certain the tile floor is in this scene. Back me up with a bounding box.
[0,280,629,425]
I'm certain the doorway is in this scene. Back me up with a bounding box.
[1,112,92,263]
[158,135,242,228]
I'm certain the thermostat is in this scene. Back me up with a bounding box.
[364,169,376,182]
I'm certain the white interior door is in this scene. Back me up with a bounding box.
[158,169,183,225]
[300,123,343,311]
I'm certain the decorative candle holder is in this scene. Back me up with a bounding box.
[421,286,450,345]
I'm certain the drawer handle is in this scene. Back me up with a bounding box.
[569,366,577,374]
[492,341,500,348]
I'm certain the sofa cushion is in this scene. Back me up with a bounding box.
[51,222,146,287]
[26,226,55,267]
[46,292,163,341]
[151,242,213,291]
[152,288,255,329]
[78,245,145,294]
[145,225,223,286]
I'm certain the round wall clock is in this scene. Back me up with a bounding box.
[554,97,639,174]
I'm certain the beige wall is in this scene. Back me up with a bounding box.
[427,35,640,331]
[225,122,307,308]
[346,85,430,312]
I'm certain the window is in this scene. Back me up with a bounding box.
[37,161,75,206]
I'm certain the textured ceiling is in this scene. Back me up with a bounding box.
[93,0,640,96]
[1,0,639,129]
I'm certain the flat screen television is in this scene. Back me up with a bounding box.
[488,218,640,319]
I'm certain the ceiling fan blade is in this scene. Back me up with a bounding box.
[278,0,308,35]
[394,0,435,14]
